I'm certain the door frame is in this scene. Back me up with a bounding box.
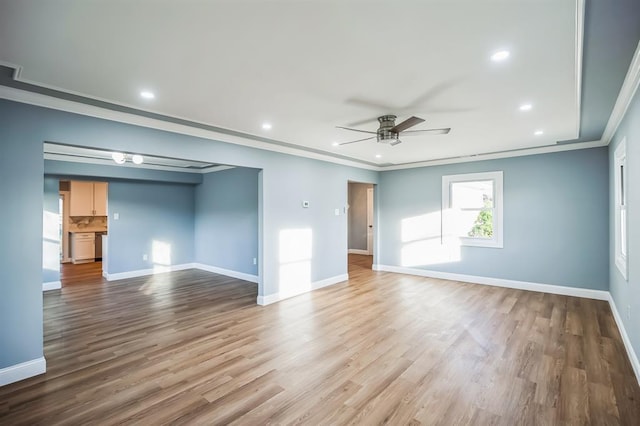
[59,190,70,263]
[366,187,374,255]
[346,181,376,267]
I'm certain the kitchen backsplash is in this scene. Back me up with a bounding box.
[69,216,108,231]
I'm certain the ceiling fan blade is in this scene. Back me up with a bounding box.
[391,116,425,133]
[346,116,380,127]
[405,77,464,109]
[339,136,375,146]
[345,97,395,112]
[402,128,451,135]
[336,126,377,134]
[422,106,477,114]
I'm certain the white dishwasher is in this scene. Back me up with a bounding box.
[71,232,95,264]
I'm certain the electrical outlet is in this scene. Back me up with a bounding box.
[253,257,257,265]
[143,254,148,261]
[113,212,119,220]
[334,208,340,216]
[627,305,631,320]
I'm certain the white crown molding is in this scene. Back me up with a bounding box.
[608,294,640,385]
[0,84,611,172]
[0,357,46,387]
[601,41,640,144]
[381,140,605,171]
[0,85,379,171]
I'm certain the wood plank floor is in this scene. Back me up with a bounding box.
[1,255,639,424]
[60,261,104,286]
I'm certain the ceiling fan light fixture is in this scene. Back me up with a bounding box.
[112,152,126,164]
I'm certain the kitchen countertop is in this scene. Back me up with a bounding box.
[69,229,108,233]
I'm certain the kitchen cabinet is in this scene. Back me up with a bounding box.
[70,181,108,216]
[71,232,95,264]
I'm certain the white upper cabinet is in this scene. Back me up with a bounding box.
[70,181,108,216]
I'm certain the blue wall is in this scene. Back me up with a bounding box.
[609,87,640,365]
[195,168,259,275]
[107,181,195,273]
[378,147,609,290]
[0,104,44,368]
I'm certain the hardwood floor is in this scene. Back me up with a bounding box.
[1,254,639,424]
[60,261,104,286]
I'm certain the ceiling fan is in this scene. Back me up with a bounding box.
[337,115,450,146]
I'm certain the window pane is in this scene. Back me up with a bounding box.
[451,180,494,209]
[451,208,493,239]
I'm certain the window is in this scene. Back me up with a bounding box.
[614,139,627,280]
[442,171,503,248]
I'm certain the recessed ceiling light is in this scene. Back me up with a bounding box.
[375,154,382,159]
[262,122,272,130]
[332,142,339,147]
[131,154,144,164]
[534,130,544,136]
[491,50,510,61]
[140,91,155,99]
[519,103,533,111]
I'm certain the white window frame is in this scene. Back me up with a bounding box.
[614,139,628,280]
[442,171,503,248]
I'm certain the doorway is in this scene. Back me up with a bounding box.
[347,181,375,270]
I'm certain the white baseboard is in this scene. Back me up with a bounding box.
[372,265,609,301]
[193,263,259,283]
[607,295,640,385]
[105,263,197,281]
[257,293,280,306]
[257,273,349,306]
[348,249,371,255]
[0,357,46,387]
[42,281,61,291]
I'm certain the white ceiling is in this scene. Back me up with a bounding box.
[0,0,581,166]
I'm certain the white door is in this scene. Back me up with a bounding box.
[366,187,374,255]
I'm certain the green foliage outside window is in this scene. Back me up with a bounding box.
[468,195,493,238]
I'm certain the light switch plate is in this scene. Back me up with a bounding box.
[113,212,119,220]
